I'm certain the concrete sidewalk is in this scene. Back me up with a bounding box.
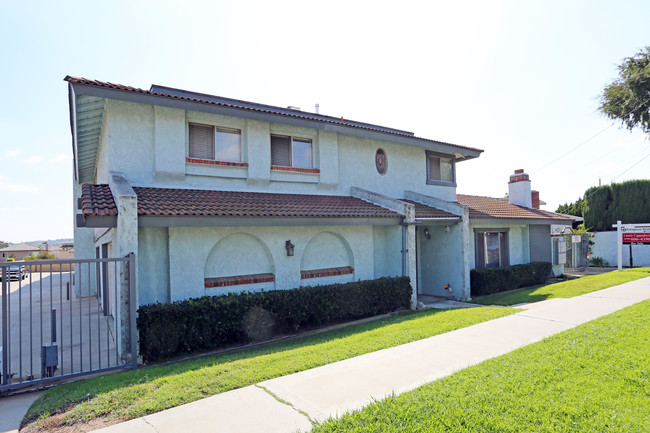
[17,277,650,433]
[0,392,42,433]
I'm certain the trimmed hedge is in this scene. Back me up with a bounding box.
[137,276,412,362]
[470,262,552,297]
[583,180,650,231]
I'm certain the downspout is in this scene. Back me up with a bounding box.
[401,220,408,277]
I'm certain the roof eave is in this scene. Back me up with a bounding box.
[469,217,574,225]
[67,80,483,159]
[138,215,402,227]
[67,81,79,182]
[76,214,117,228]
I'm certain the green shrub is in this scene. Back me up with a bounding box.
[6,257,15,262]
[23,251,57,260]
[137,276,412,362]
[589,256,609,267]
[470,262,552,297]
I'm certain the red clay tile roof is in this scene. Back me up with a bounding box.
[401,200,460,219]
[81,184,402,219]
[64,76,482,154]
[457,194,572,221]
[81,184,117,217]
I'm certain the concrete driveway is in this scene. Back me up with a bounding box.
[1,269,118,386]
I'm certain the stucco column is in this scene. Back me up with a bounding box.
[406,224,418,309]
[350,187,418,309]
[401,203,418,309]
[246,120,271,186]
[154,106,186,182]
[108,172,138,362]
[317,130,339,191]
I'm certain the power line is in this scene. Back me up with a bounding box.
[610,153,650,183]
[577,152,650,203]
[482,96,650,198]
[530,123,614,175]
[532,95,650,175]
[577,140,645,170]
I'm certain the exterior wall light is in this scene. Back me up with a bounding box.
[285,240,295,256]
[423,228,431,240]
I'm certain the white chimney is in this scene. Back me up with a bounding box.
[508,169,532,208]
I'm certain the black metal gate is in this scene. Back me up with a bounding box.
[1,253,137,392]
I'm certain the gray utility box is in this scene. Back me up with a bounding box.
[41,345,58,378]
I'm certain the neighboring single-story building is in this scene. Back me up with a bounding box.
[0,243,41,262]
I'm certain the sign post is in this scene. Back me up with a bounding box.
[614,221,650,270]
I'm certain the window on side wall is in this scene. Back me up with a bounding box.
[426,150,455,186]
[188,123,241,162]
[271,134,313,169]
[475,229,509,269]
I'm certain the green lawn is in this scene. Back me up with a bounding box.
[24,306,515,430]
[313,298,650,432]
[472,267,650,306]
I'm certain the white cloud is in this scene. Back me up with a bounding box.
[5,149,21,157]
[0,176,39,193]
[50,154,70,163]
[25,155,43,164]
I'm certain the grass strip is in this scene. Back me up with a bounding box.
[472,267,650,306]
[313,298,650,432]
[24,306,515,429]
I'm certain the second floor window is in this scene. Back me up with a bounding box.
[426,150,455,186]
[188,123,241,163]
[271,135,313,169]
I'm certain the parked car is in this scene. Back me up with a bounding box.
[6,265,28,281]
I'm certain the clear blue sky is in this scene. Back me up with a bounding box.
[1,0,649,243]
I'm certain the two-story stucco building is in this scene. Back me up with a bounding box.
[67,76,570,312]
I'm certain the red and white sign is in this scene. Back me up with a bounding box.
[622,226,650,245]
[615,222,650,270]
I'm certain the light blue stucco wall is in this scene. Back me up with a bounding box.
[99,100,459,201]
[138,227,171,306]
[106,101,155,186]
[417,224,465,296]
[132,225,377,304]
[372,225,402,278]
[336,135,457,201]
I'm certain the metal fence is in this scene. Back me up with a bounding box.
[1,254,137,392]
[552,234,590,271]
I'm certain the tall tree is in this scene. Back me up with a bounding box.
[0,241,8,249]
[582,180,650,230]
[599,46,650,132]
[556,198,585,217]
